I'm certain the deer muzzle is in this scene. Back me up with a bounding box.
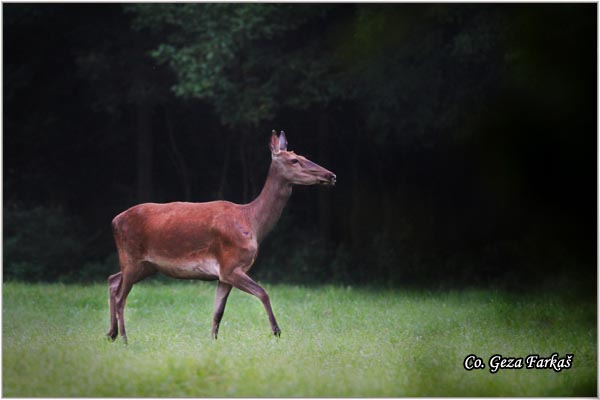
[320,172,336,186]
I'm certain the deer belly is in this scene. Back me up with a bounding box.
[151,256,221,280]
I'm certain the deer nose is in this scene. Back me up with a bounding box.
[329,173,337,185]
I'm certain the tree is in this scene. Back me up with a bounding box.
[130,4,343,128]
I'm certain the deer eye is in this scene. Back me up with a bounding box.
[290,159,299,164]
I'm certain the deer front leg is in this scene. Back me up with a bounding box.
[224,270,281,337]
[212,281,233,339]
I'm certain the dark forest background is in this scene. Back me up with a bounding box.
[3,4,597,293]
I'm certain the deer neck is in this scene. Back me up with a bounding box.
[246,163,292,243]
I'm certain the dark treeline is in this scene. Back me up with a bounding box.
[4,4,596,292]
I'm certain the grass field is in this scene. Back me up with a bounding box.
[2,281,596,397]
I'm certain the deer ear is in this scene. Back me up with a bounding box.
[270,130,280,155]
[278,130,288,151]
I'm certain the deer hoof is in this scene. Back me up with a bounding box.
[273,328,281,337]
[121,335,128,345]
[106,331,117,341]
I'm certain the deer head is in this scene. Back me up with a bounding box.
[269,130,336,186]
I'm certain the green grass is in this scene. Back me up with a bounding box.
[2,281,596,397]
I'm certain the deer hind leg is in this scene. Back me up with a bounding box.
[115,276,133,344]
[224,271,281,337]
[212,281,233,339]
[114,261,157,344]
[107,272,122,341]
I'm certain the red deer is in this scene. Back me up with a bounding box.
[107,130,336,343]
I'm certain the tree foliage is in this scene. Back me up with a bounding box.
[130,4,339,128]
[129,4,506,145]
